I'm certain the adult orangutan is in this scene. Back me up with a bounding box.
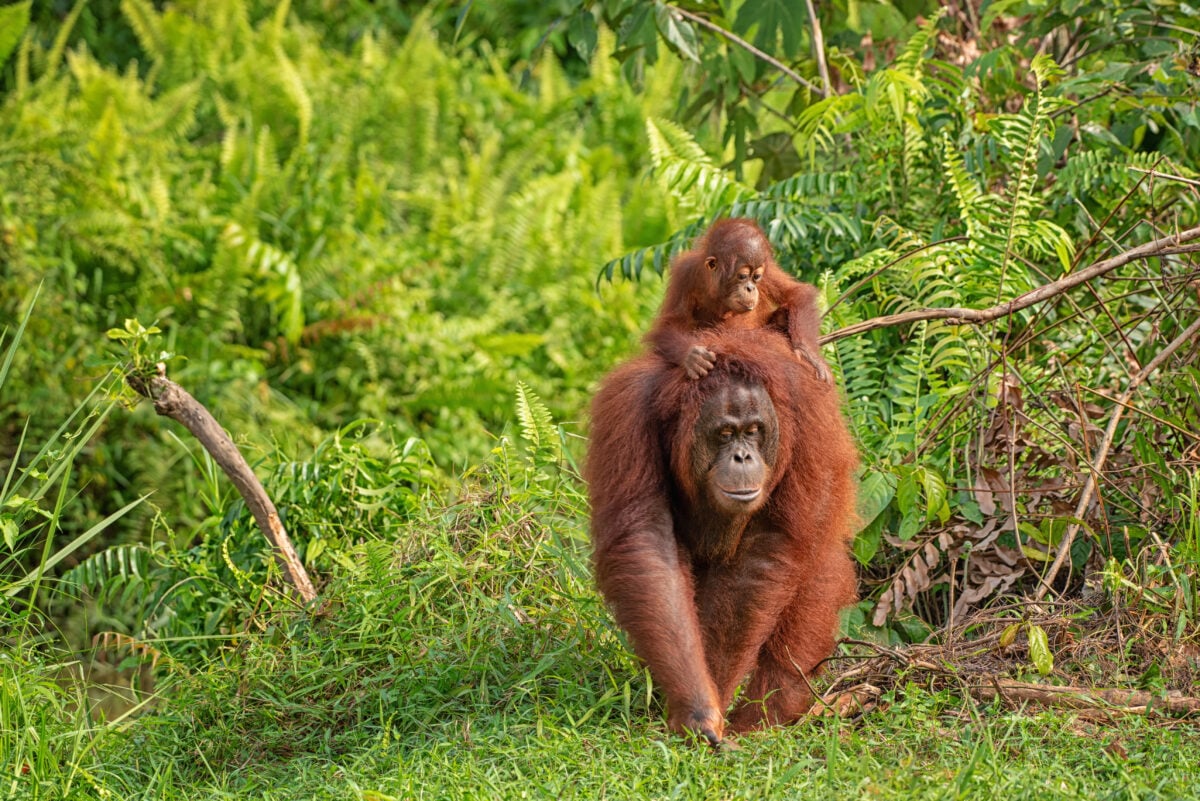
[585,326,858,746]
[645,217,831,383]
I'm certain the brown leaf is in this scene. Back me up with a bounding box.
[810,684,881,717]
[872,584,896,627]
[973,472,997,516]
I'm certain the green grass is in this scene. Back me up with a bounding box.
[8,438,1197,801]
[73,685,1200,800]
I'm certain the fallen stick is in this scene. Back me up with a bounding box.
[126,364,318,604]
[975,679,1200,716]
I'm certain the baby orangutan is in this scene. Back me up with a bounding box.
[646,218,831,383]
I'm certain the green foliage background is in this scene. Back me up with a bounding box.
[1,0,1199,797]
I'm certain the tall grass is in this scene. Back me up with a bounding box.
[1,290,145,798]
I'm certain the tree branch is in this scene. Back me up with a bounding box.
[820,226,1200,344]
[127,366,318,605]
[803,0,832,97]
[667,5,826,98]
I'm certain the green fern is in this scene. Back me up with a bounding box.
[63,543,153,607]
[120,0,165,63]
[888,321,931,453]
[645,117,752,212]
[890,8,946,78]
[515,381,559,462]
[220,222,304,343]
[832,332,885,446]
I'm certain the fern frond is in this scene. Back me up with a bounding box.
[599,217,706,283]
[763,171,857,201]
[120,0,165,63]
[988,54,1070,288]
[941,136,984,241]
[888,321,931,452]
[893,9,947,77]
[794,93,862,163]
[832,333,885,445]
[64,544,152,591]
[645,117,752,212]
[45,0,86,72]
[515,381,559,461]
[275,44,312,150]
[221,223,304,343]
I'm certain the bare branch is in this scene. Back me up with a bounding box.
[803,0,832,96]
[820,226,1200,344]
[1128,166,1200,188]
[126,367,319,605]
[975,679,1200,716]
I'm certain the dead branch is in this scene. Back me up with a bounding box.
[974,680,1200,716]
[1036,314,1200,597]
[820,225,1200,344]
[126,366,318,605]
[1128,166,1200,189]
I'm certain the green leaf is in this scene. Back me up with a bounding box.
[919,466,947,522]
[999,622,1020,648]
[1021,544,1053,562]
[732,0,804,56]
[568,9,599,62]
[1027,624,1054,676]
[1,517,17,550]
[896,470,919,517]
[0,1,31,68]
[897,508,922,541]
[855,469,895,530]
[654,3,699,63]
[853,513,883,565]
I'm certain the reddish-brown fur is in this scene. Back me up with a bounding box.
[646,218,830,383]
[585,326,858,744]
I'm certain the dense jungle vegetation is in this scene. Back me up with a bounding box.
[2,1,1198,798]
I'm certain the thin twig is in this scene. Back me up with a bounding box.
[1036,315,1200,598]
[803,0,832,96]
[974,680,1200,715]
[1083,385,1200,443]
[820,227,1200,344]
[667,5,826,97]
[1128,166,1200,189]
[1069,157,1166,272]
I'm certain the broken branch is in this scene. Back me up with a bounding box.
[126,366,318,604]
[975,679,1200,716]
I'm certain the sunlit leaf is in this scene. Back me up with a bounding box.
[0,1,31,68]
[1027,624,1054,676]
